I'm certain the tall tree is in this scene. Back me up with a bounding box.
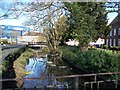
[4,1,118,50]
[44,15,68,54]
[11,1,68,54]
[64,2,108,51]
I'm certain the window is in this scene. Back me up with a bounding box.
[110,39,112,46]
[110,31,112,36]
[118,39,120,46]
[106,39,108,46]
[113,39,116,46]
[114,29,116,36]
[118,28,120,35]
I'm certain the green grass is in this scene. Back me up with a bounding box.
[1,47,26,79]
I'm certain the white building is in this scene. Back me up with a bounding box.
[66,39,79,46]
[89,38,105,47]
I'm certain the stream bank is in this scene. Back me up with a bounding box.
[3,47,78,89]
[2,47,26,89]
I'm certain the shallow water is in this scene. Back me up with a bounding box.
[23,56,74,88]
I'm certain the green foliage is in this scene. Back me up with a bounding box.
[2,48,24,78]
[19,57,27,65]
[64,2,108,49]
[19,50,33,65]
[101,44,109,49]
[45,15,68,54]
[12,48,35,80]
[41,47,49,53]
[2,60,9,71]
[101,45,120,52]
[0,39,8,44]
[61,46,119,74]
[25,70,31,75]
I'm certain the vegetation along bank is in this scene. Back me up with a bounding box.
[61,46,120,75]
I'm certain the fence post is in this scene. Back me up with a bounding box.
[95,75,97,83]
[84,83,86,90]
[97,82,100,90]
[75,77,79,90]
[115,80,118,88]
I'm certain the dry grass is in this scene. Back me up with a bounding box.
[13,48,35,79]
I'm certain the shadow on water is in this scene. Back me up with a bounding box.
[2,57,18,89]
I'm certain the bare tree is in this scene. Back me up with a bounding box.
[44,13,68,55]
[0,2,21,19]
[10,1,67,54]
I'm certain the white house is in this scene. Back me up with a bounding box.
[65,39,79,46]
[89,38,105,47]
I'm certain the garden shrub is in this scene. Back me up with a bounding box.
[61,46,119,74]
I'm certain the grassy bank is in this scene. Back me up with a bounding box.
[1,47,26,78]
[13,48,35,79]
[61,46,120,74]
[0,47,36,88]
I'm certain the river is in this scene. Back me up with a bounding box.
[21,55,75,89]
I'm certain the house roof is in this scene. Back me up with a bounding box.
[109,13,120,25]
[23,31,46,37]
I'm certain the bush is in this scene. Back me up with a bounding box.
[101,45,120,51]
[61,46,119,74]
[100,44,109,49]
[0,39,8,44]
[2,60,9,71]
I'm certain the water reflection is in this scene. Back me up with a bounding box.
[24,57,47,88]
[23,56,74,88]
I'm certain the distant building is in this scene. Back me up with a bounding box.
[65,39,79,46]
[105,13,120,46]
[17,32,47,44]
[0,25,30,44]
[0,25,29,36]
[89,38,105,47]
